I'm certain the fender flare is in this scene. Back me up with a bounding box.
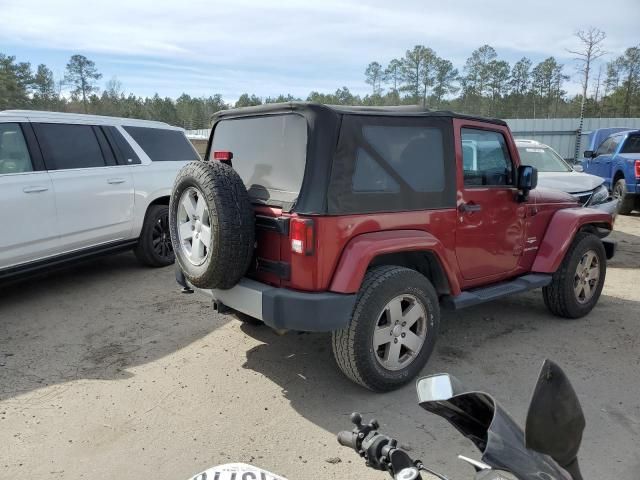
[531,208,613,273]
[329,229,461,295]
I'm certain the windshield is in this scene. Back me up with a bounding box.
[517,145,572,172]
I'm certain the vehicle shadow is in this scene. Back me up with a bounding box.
[0,252,220,402]
[240,290,640,478]
[608,227,640,269]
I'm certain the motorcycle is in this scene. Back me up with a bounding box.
[187,359,585,480]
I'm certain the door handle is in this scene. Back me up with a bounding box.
[459,203,482,213]
[23,186,49,193]
[107,178,126,184]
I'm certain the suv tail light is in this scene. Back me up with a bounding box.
[290,218,314,255]
[212,150,233,161]
[635,160,640,179]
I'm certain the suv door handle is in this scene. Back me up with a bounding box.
[23,186,49,193]
[107,178,126,184]
[459,202,482,213]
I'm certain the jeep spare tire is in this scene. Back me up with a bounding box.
[169,161,255,289]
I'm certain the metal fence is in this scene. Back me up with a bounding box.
[187,117,640,162]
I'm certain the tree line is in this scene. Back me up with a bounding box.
[1,30,638,129]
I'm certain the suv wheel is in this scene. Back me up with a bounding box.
[169,161,255,289]
[613,178,634,215]
[135,204,175,267]
[332,266,439,392]
[543,232,607,319]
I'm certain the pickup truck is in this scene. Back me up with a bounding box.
[583,129,640,214]
[170,103,616,391]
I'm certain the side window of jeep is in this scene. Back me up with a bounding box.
[461,128,513,187]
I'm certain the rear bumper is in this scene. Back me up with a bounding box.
[176,269,356,332]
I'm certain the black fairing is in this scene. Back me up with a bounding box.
[419,390,571,480]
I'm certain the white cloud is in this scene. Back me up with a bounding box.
[1,0,638,98]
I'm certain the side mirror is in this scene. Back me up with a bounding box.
[573,164,584,173]
[517,165,538,201]
[525,359,585,479]
[583,150,595,158]
[416,374,464,403]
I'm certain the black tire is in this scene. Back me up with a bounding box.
[613,178,634,215]
[332,266,440,392]
[543,232,607,319]
[134,204,175,267]
[169,161,255,289]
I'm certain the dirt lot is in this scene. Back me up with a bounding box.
[1,216,639,480]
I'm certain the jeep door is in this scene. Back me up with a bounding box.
[0,120,59,270]
[32,122,135,252]
[453,120,525,283]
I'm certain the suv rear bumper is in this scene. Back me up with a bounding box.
[176,269,356,332]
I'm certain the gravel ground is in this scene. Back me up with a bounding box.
[1,215,639,480]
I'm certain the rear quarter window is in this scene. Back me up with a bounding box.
[620,135,640,154]
[123,126,199,162]
[328,115,455,214]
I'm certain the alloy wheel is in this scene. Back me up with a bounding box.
[372,294,428,371]
[574,250,600,304]
[152,212,173,260]
[177,187,212,266]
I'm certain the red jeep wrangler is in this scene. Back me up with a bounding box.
[170,103,615,391]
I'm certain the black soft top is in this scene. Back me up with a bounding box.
[208,102,495,214]
[212,101,507,126]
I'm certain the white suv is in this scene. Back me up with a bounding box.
[0,110,200,280]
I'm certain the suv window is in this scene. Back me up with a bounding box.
[358,125,445,193]
[123,126,199,162]
[33,123,106,170]
[461,129,513,186]
[352,148,400,192]
[620,135,640,154]
[328,115,455,214]
[0,123,33,174]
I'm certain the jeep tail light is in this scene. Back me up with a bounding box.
[290,218,314,255]
[212,150,233,161]
[635,160,640,179]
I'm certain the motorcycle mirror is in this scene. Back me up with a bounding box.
[525,359,585,478]
[416,373,464,402]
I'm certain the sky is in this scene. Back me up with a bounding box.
[1,0,639,103]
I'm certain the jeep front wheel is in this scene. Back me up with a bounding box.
[332,266,439,392]
[543,232,607,319]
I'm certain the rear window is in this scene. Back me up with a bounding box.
[123,126,199,162]
[211,114,308,206]
[620,135,640,154]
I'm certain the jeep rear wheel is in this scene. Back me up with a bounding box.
[543,232,607,319]
[332,266,439,392]
[169,161,255,289]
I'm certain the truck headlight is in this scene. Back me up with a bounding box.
[588,184,609,206]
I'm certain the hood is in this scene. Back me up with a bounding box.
[537,171,604,194]
[531,187,579,205]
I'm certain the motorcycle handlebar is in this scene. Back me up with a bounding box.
[337,430,357,450]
